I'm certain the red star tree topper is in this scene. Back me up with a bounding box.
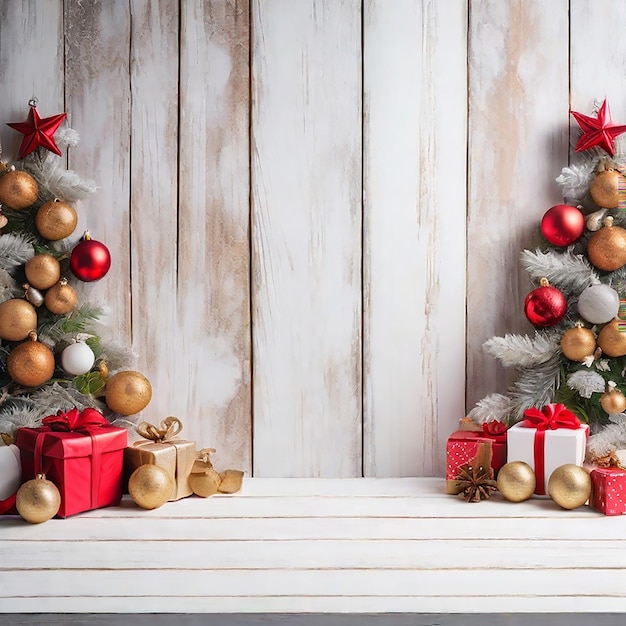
[570,99,626,157]
[7,101,67,159]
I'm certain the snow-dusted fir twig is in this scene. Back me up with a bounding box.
[509,354,561,421]
[467,393,515,424]
[555,157,597,201]
[0,268,20,303]
[484,331,560,368]
[587,414,626,458]
[0,232,35,271]
[566,370,606,398]
[521,248,597,295]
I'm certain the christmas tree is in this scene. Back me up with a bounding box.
[0,100,151,436]
[469,98,626,463]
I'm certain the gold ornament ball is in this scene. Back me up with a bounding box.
[44,278,78,314]
[7,335,56,387]
[0,170,38,210]
[597,318,626,357]
[560,326,596,362]
[35,199,78,241]
[600,387,626,414]
[105,370,152,415]
[25,253,61,290]
[496,461,536,502]
[128,464,173,509]
[189,466,223,498]
[0,298,37,341]
[548,464,591,510]
[16,474,61,523]
[590,169,623,208]
[587,218,626,272]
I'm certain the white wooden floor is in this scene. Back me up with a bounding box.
[1,478,626,614]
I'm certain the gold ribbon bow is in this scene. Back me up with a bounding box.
[136,416,182,442]
[594,451,626,470]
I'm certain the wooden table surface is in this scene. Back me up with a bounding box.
[1,478,625,615]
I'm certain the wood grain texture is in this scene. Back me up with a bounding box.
[64,0,132,344]
[128,1,181,446]
[177,0,251,470]
[362,0,467,478]
[570,1,626,129]
[1,478,625,614]
[0,0,64,160]
[465,0,570,410]
[251,0,362,476]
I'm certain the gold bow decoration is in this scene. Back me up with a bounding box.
[136,416,182,443]
[593,451,626,470]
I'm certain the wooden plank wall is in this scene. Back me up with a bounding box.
[0,0,618,478]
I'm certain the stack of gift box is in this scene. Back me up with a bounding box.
[0,408,243,522]
[446,403,626,515]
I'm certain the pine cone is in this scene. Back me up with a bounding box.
[455,443,497,502]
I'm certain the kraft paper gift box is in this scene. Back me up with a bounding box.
[16,408,127,518]
[445,421,507,495]
[124,416,196,501]
[590,466,626,516]
[507,403,588,496]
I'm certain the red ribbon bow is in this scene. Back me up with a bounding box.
[521,403,581,430]
[482,421,508,436]
[42,407,109,432]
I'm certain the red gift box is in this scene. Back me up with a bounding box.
[15,408,127,518]
[445,422,507,495]
[590,467,626,516]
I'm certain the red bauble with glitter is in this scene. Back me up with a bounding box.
[541,204,585,246]
[70,232,111,282]
[524,279,567,328]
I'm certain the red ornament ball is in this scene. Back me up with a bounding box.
[541,204,585,246]
[70,235,111,282]
[524,280,567,328]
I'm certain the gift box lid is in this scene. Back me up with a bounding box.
[16,425,127,460]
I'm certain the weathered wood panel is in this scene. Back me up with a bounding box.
[128,0,180,444]
[64,0,132,344]
[251,0,362,476]
[0,0,64,158]
[363,0,467,477]
[177,0,251,470]
[466,0,570,410]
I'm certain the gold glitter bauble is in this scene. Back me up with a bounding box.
[600,387,626,414]
[0,298,37,341]
[24,253,61,290]
[587,217,626,271]
[35,199,78,241]
[128,464,172,509]
[44,278,78,314]
[560,326,596,362]
[597,318,626,357]
[548,464,591,510]
[590,169,624,208]
[16,474,60,523]
[105,370,152,415]
[496,461,536,502]
[189,466,222,498]
[0,170,38,210]
[7,333,55,387]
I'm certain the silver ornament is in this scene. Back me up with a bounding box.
[23,283,44,307]
[578,284,619,324]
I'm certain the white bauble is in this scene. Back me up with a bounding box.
[0,444,21,500]
[578,284,620,325]
[61,342,95,376]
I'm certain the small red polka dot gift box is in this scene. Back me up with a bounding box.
[445,420,507,495]
[590,467,626,516]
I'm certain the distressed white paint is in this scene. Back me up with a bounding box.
[1,478,624,614]
[363,0,467,477]
[176,0,251,471]
[251,0,362,476]
[465,0,570,410]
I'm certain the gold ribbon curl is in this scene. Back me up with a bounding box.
[136,416,183,443]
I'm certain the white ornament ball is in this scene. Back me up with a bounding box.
[0,444,21,500]
[61,342,95,376]
[577,284,620,325]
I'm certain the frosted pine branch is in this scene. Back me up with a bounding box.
[0,233,34,270]
[556,160,596,200]
[521,248,597,295]
[467,393,515,424]
[509,354,561,421]
[567,370,606,398]
[484,331,559,368]
[587,415,626,458]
